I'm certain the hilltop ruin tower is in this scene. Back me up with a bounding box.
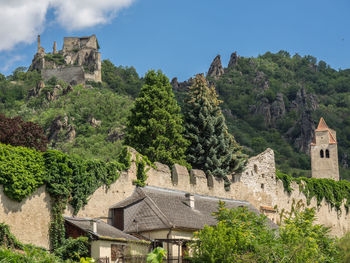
[29,35,101,85]
[310,117,339,180]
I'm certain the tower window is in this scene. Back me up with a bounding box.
[326,149,330,158]
[320,150,324,158]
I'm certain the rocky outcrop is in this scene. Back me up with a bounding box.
[28,81,45,98]
[254,93,286,128]
[207,55,224,79]
[285,87,318,153]
[227,52,239,69]
[254,71,269,90]
[107,127,125,142]
[270,93,286,126]
[90,117,101,128]
[171,77,193,92]
[47,115,75,144]
[46,85,61,102]
[62,85,73,95]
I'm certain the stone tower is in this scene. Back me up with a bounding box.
[310,117,339,180]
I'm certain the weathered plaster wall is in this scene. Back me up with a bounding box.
[1,147,349,249]
[0,185,52,248]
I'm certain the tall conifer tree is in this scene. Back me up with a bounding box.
[184,74,246,186]
[125,70,188,166]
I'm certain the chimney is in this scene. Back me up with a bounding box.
[90,220,97,233]
[185,193,195,209]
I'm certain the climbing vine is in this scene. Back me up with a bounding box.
[0,143,131,250]
[133,153,154,187]
[0,144,45,201]
[276,170,350,213]
[0,223,23,249]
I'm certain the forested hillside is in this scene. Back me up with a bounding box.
[1,51,350,179]
[173,51,350,179]
[0,61,141,161]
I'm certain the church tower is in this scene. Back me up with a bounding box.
[310,117,339,180]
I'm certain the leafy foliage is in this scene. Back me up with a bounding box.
[191,201,339,263]
[0,144,45,201]
[0,223,23,249]
[125,70,189,166]
[102,59,143,97]
[183,74,247,187]
[173,51,350,179]
[276,170,350,213]
[0,114,48,151]
[337,232,350,263]
[133,153,153,187]
[54,237,89,261]
[147,247,167,263]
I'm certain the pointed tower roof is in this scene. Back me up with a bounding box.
[313,117,337,144]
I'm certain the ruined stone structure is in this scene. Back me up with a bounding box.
[1,148,349,249]
[29,35,101,84]
[311,118,339,180]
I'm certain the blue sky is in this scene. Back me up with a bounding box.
[0,0,349,81]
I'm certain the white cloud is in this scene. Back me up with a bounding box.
[0,0,135,51]
[52,0,135,30]
[0,0,49,51]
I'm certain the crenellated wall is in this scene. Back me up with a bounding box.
[1,148,349,249]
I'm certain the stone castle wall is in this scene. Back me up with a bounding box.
[1,148,349,249]
[42,67,85,85]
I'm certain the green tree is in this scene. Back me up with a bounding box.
[125,70,188,166]
[191,201,340,263]
[183,74,246,187]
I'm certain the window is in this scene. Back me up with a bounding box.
[326,149,330,158]
[320,150,324,158]
[254,164,258,173]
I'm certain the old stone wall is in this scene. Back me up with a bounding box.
[0,185,52,248]
[1,148,349,249]
[42,67,85,85]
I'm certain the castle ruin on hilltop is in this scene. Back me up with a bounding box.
[29,35,101,85]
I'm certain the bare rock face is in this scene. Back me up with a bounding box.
[270,93,286,126]
[207,55,224,79]
[170,77,193,92]
[255,98,272,127]
[254,71,270,90]
[28,81,45,98]
[90,117,101,128]
[227,51,239,69]
[47,115,75,144]
[341,153,348,169]
[287,87,318,154]
[293,109,315,153]
[46,85,61,102]
[107,127,125,142]
[66,125,76,142]
[62,85,73,95]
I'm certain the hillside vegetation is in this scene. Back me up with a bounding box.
[1,52,350,179]
[174,51,350,179]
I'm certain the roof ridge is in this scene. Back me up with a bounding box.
[316,117,329,131]
[143,192,174,228]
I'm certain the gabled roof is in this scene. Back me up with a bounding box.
[111,186,278,233]
[64,216,139,242]
[312,117,337,145]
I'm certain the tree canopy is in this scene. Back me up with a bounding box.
[125,70,189,166]
[183,74,246,187]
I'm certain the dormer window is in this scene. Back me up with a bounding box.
[320,150,324,158]
[326,149,330,158]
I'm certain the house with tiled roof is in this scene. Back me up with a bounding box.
[64,216,150,262]
[110,186,278,261]
[310,117,339,180]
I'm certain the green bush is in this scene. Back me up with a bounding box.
[54,237,89,261]
[0,144,45,201]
